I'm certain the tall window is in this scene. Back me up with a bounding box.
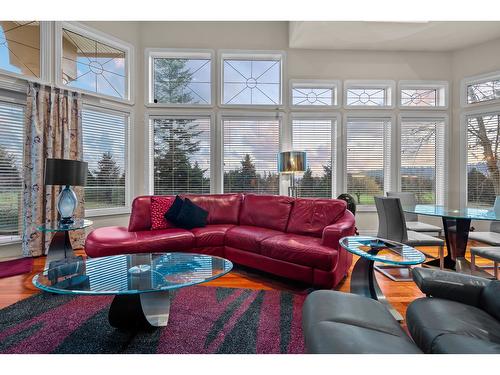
[400,118,446,204]
[292,118,334,198]
[467,112,500,207]
[223,117,280,194]
[149,51,212,105]
[152,116,211,195]
[221,52,283,106]
[0,21,40,79]
[0,101,24,242]
[82,107,128,211]
[60,26,129,100]
[346,117,391,206]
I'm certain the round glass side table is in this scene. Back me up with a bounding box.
[37,219,93,270]
[340,236,425,321]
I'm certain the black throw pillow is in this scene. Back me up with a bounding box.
[174,198,208,229]
[164,195,184,222]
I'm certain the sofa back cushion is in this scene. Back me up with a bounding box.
[481,281,500,321]
[181,194,243,225]
[239,194,294,232]
[287,198,347,237]
[128,196,154,232]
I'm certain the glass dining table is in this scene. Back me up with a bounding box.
[403,205,496,276]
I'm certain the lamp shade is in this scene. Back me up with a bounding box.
[277,151,307,173]
[44,158,88,186]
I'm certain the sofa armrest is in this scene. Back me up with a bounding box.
[322,210,356,248]
[412,267,491,307]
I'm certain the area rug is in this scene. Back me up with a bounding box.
[0,286,306,354]
[0,258,33,279]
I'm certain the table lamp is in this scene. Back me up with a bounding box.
[44,158,88,224]
[277,151,306,197]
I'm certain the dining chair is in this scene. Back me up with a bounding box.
[375,196,445,280]
[386,191,442,235]
[468,196,500,245]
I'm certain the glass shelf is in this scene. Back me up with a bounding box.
[37,219,93,232]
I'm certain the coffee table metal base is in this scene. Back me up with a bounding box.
[109,291,171,329]
[350,256,403,321]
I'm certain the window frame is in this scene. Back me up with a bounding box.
[146,110,216,195]
[460,105,500,208]
[218,111,283,194]
[343,80,395,109]
[289,79,341,109]
[461,71,500,108]
[218,50,286,109]
[342,112,396,211]
[398,80,448,110]
[290,112,340,198]
[82,102,132,217]
[0,21,52,85]
[145,48,215,109]
[55,21,134,104]
[397,112,448,206]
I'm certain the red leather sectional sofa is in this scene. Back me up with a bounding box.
[85,193,356,288]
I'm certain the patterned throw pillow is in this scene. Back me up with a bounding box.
[150,196,176,230]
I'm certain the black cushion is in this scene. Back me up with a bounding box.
[174,198,208,230]
[164,195,184,222]
[431,334,500,354]
[302,290,422,354]
[406,297,500,354]
[481,281,500,321]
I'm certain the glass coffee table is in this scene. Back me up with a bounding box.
[33,252,233,329]
[340,236,425,321]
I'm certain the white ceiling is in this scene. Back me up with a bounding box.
[289,21,500,52]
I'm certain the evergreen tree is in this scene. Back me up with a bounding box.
[0,146,21,192]
[93,152,122,203]
[299,167,315,197]
[153,59,195,104]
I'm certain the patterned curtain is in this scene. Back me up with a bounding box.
[22,83,84,257]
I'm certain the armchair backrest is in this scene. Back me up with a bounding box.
[386,191,418,221]
[375,196,408,243]
[481,281,500,321]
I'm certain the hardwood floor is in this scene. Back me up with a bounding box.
[0,244,495,321]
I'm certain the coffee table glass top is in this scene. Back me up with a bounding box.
[339,236,426,266]
[37,219,93,232]
[33,253,233,295]
[403,204,500,221]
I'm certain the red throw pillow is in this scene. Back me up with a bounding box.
[150,196,176,230]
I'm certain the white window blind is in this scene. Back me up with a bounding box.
[0,101,24,242]
[223,117,280,194]
[400,118,446,204]
[82,107,127,211]
[292,118,334,198]
[153,117,211,195]
[467,112,500,207]
[346,117,391,206]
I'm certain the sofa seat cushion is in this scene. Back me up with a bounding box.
[407,297,500,353]
[303,291,422,354]
[190,224,235,247]
[85,226,194,258]
[182,194,243,225]
[431,333,500,354]
[261,234,338,271]
[239,194,294,232]
[287,198,346,237]
[225,225,283,254]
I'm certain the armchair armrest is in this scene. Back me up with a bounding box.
[412,268,491,307]
[322,210,356,248]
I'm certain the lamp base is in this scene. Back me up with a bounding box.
[57,185,78,225]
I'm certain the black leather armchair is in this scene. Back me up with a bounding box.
[407,268,500,354]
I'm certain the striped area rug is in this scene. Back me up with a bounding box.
[0,286,306,354]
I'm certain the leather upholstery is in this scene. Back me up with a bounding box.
[261,234,338,271]
[468,231,500,246]
[481,282,500,321]
[190,224,235,247]
[239,194,294,231]
[287,198,346,237]
[406,221,442,233]
[225,225,283,254]
[182,193,242,225]
[471,246,500,262]
[431,334,500,354]
[85,194,356,289]
[407,297,500,353]
[303,291,422,354]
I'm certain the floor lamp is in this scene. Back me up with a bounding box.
[277,151,306,197]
